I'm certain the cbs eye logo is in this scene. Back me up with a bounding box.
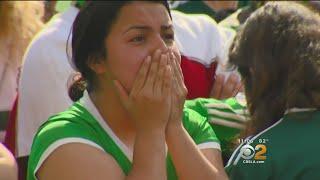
[240,144,267,160]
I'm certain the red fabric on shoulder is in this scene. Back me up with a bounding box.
[180,55,217,99]
[4,95,18,156]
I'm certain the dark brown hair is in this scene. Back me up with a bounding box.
[229,2,320,135]
[68,1,172,101]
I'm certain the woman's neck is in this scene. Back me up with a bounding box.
[89,84,136,143]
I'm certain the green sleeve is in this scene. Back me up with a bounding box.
[184,98,247,156]
[184,98,247,142]
[27,117,102,180]
[182,108,220,145]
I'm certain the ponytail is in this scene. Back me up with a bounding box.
[68,73,87,102]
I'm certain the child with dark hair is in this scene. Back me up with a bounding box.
[226,2,320,179]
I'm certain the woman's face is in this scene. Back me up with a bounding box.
[103,1,179,92]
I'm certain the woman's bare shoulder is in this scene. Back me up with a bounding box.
[37,143,125,180]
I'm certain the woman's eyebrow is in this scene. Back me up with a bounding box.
[161,24,173,31]
[123,24,173,34]
[123,25,151,34]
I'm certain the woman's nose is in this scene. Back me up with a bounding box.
[150,35,168,54]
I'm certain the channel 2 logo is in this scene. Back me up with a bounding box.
[240,143,267,163]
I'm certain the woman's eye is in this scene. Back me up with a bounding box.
[164,33,174,41]
[163,34,175,45]
[130,36,145,43]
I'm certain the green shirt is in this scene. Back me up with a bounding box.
[27,92,220,180]
[185,97,248,156]
[226,109,320,180]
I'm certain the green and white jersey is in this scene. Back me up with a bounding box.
[185,97,248,155]
[225,109,320,180]
[27,92,220,180]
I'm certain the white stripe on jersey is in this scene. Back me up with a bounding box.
[198,142,221,151]
[208,109,247,123]
[209,118,245,129]
[205,102,248,116]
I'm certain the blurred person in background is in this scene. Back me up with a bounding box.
[172,12,246,161]
[219,1,265,32]
[171,0,244,101]
[0,1,43,141]
[305,0,320,13]
[43,1,58,23]
[16,1,80,159]
[172,1,238,22]
[226,2,320,179]
[172,10,241,100]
